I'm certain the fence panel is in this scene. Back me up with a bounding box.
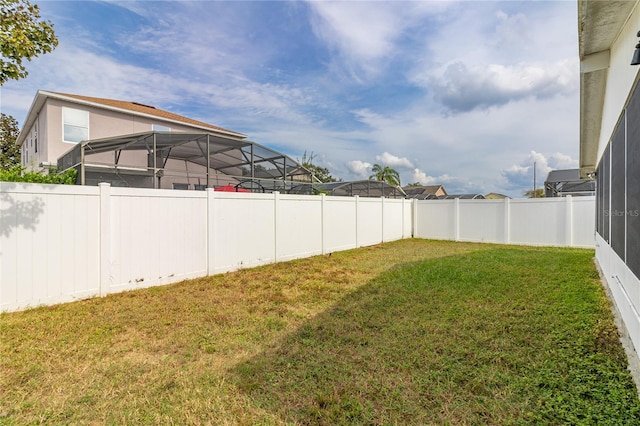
[210,192,276,274]
[458,200,506,243]
[324,196,358,252]
[403,199,413,238]
[357,197,383,247]
[276,194,323,262]
[572,197,597,247]
[509,198,567,246]
[109,187,208,293]
[381,199,402,242]
[0,183,101,311]
[414,200,456,240]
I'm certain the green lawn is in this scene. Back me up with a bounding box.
[1,239,639,425]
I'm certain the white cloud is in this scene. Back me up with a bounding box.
[307,2,452,81]
[376,152,414,169]
[411,168,439,185]
[346,160,372,179]
[421,59,577,113]
[501,150,578,191]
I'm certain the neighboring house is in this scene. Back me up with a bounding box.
[544,169,595,197]
[579,1,640,364]
[16,91,311,190]
[403,185,447,200]
[484,193,510,200]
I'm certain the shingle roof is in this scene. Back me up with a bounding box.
[52,92,243,137]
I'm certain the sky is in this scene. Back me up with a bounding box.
[1,0,580,197]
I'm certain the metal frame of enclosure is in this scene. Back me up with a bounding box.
[57,131,315,193]
[315,180,407,198]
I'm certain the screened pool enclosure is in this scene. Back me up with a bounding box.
[57,131,316,193]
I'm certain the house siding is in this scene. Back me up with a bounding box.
[591,3,640,360]
[24,96,225,170]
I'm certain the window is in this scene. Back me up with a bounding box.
[63,107,89,143]
[152,124,171,132]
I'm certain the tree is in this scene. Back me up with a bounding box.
[0,112,20,168]
[0,0,58,85]
[299,151,340,183]
[369,163,401,187]
[523,188,545,198]
[406,182,422,187]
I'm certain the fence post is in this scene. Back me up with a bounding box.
[566,195,573,247]
[206,188,215,275]
[401,198,406,239]
[355,195,360,248]
[381,196,385,243]
[413,198,418,238]
[99,183,111,297]
[504,197,511,244]
[454,198,460,241]
[274,191,280,261]
[321,193,326,254]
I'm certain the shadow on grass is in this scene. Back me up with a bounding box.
[231,247,640,425]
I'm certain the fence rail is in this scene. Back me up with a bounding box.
[1,182,594,312]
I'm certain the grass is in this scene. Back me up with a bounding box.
[1,239,639,425]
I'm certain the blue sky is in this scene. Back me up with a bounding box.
[1,0,580,197]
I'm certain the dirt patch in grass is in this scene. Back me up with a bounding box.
[1,240,638,424]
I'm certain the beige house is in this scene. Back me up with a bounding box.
[484,193,510,200]
[17,91,311,191]
[402,185,447,200]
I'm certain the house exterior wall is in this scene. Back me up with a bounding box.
[22,96,217,170]
[21,112,47,170]
[592,3,640,359]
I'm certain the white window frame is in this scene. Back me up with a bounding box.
[62,107,89,144]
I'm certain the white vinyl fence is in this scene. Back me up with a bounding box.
[414,196,595,248]
[1,182,413,312]
[1,183,595,312]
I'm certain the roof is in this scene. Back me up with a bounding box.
[578,1,637,178]
[402,185,447,198]
[545,169,581,184]
[544,168,595,196]
[17,90,245,145]
[484,193,510,199]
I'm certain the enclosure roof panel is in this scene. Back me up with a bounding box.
[61,131,309,178]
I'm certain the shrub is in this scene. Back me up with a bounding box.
[0,165,77,184]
